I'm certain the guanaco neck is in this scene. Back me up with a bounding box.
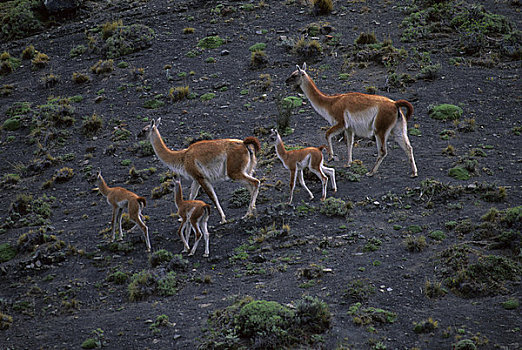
[300,73,332,110]
[274,134,289,163]
[174,181,184,211]
[149,127,186,173]
[97,174,111,197]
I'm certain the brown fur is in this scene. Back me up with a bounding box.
[96,170,151,252]
[272,129,337,204]
[140,118,260,223]
[174,180,211,257]
[286,63,418,177]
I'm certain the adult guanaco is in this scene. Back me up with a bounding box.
[139,118,260,223]
[95,169,151,252]
[286,63,418,177]
[174,179,211,257]
[271,129,337,204]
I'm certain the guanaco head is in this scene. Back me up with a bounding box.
[270,128,281,142]
[137,117,162,140]
[94,167,103,191]
[285,62,307,89]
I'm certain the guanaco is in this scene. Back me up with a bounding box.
[271,128,337,204]
[174,179,211,257]
[286,63,418,177]
[139,117,260,223]
[95,169,151,252]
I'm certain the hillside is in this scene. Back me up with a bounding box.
[0,0,521,349]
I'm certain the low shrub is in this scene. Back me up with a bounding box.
[429,104,463,121]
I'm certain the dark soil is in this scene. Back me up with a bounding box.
[1,0,521,349]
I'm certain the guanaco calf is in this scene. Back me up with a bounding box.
[174,179,211,257]
[271,129,337,204]
[95,170,151,252]
[139,117,260,223]
[286,63,418,177]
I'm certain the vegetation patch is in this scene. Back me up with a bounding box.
[348,302,397,325]
[429,104,463,121]
[127,270,180,301]
[3,194,55,229]
[439,245,521,297]
[501,298,519,310]
[400,1,520,60]
[0,0,44,40]
[343,278,376,302]
[413,317,439,334]
[0,51,21,76]
[198,35,225,49]
[0,243,17,262]
[0,312,13,330]
[200,296,331,350]
[149,249,174,267]
[87,20,155,58]
[320,197,352,217]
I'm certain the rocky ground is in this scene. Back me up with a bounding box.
[0,0,521,349]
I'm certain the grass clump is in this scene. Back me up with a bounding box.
[198,35,225,49]
[200,296,331,350]
[127,270,156,301]
[348,302,397,325]
[320,197,352,217]
[82,113,103,136]
[107,270,129,284]
[2,117,21,131]
[157,271,179,296]
[413,318,438,334]
[0,243,17,262]
[0,312,13,330]
[355,32,377,45]
[72,72,91,84]
[31,51,49,70]
[88,21,155,58]
[70,44,87,58]
[293,36,322,61]
[149,249,174,267]
[90,59,114,74]
[3,194,54,229]
[312,0,333,15]
[343,278,376,302]
[440,245,521,297]
[404,235,427,252]
[169,86,189,102]
[0,51,21,75]
[236,300,294,340]
[0,0,43,40]
[501,298,519,310]
[143,97,165,109]
[200,92,216,102]
[429,104,463,121]
[249,43,267,52]
[80,328,104,349]
[424,279,446,299]
[250,50,268,69]
[429,230,446,241]
[448,166,470,180]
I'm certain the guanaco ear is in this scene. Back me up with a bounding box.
[96,167,102,177]
[156,117,162,128]
[302,62,307,71]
